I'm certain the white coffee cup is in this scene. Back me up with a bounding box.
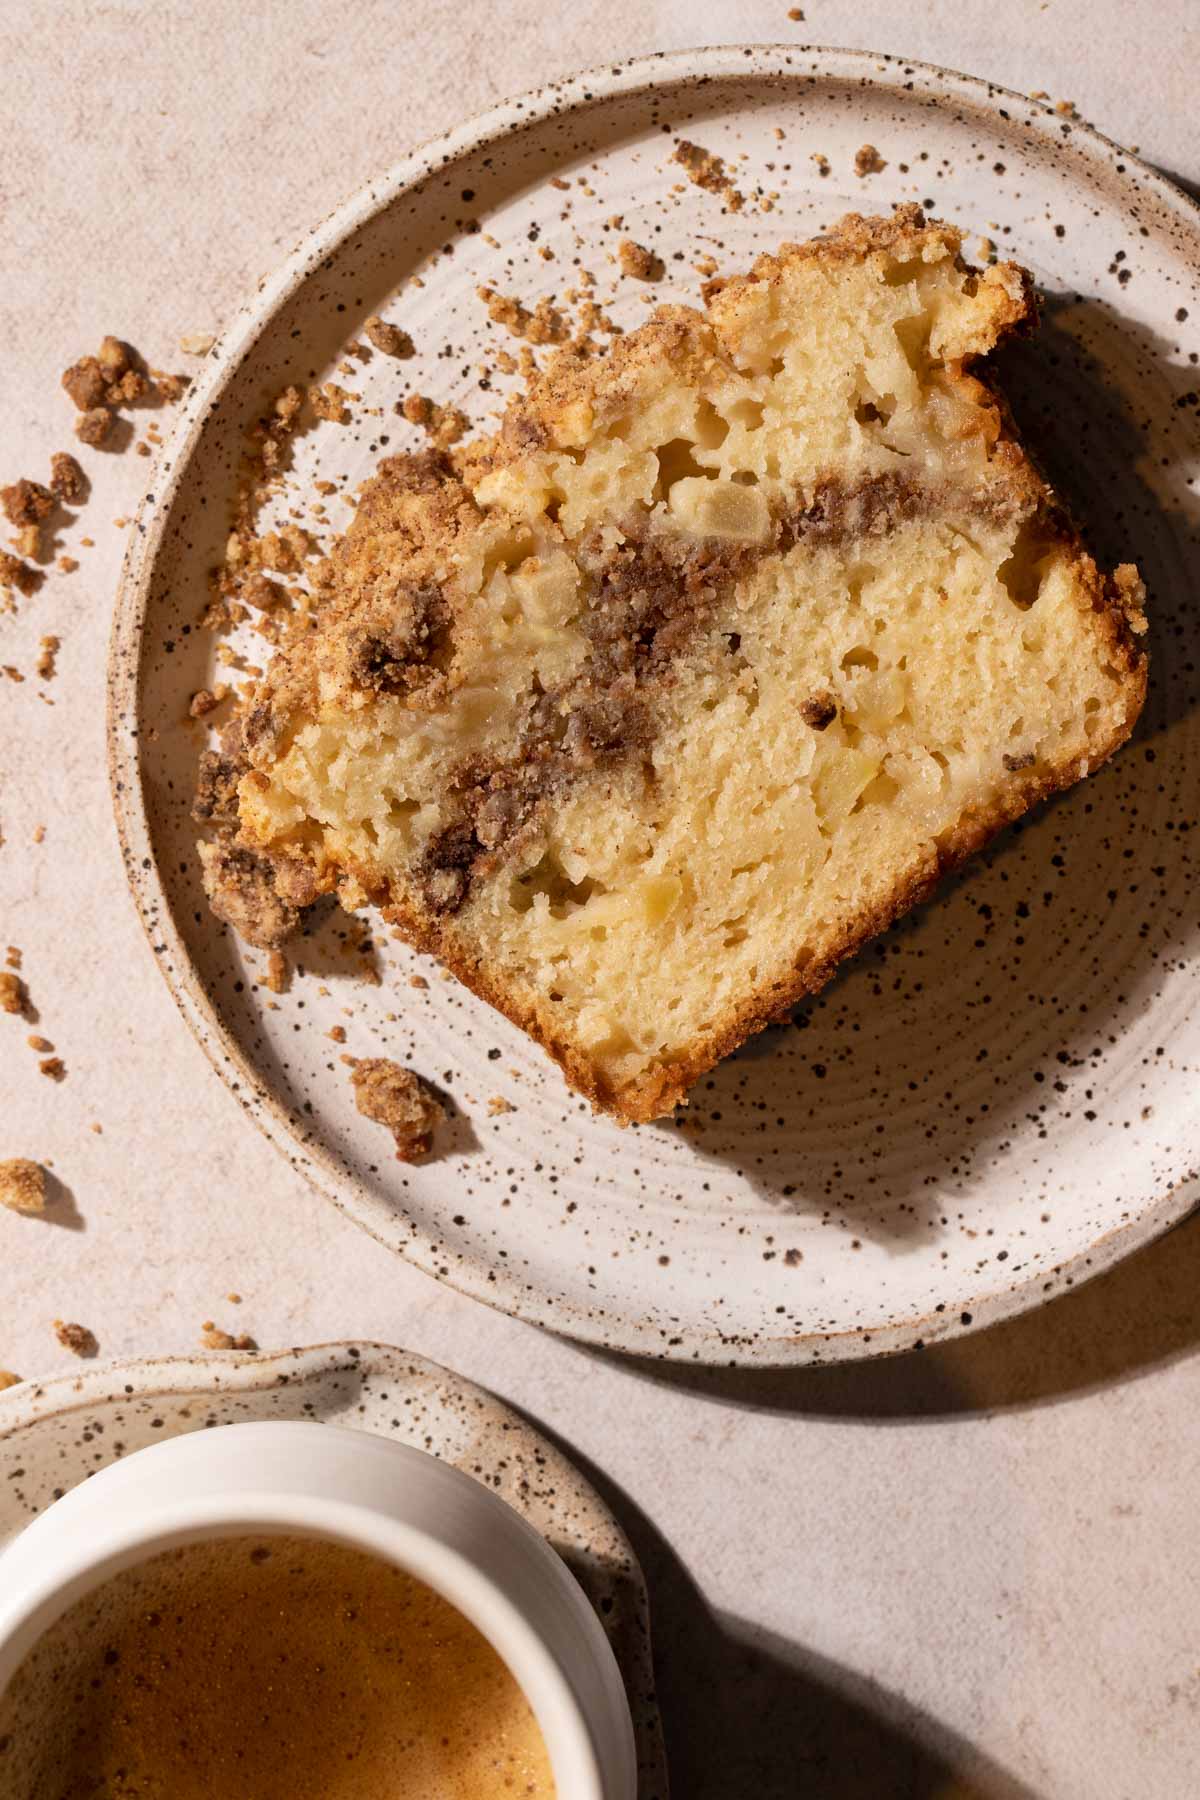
[0,1419,638,1798]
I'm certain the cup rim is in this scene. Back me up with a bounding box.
[0,1488,609,1799]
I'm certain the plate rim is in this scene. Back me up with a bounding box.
[108,41,1200,1366]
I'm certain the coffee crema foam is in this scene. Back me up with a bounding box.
[0,1533,555,1798]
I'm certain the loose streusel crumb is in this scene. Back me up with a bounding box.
[61,356,109,412]
[0,551,41,596]
[0,971,26,1014]
[328,1024,347,1042]
[311,382,355,424]
[31,824,45,844]
[487,1095,515,1116]
[64,339,186,436]
[363,315,414,358]
[49,451,86,503]
[618,239,665,282]
[180,331,217,355]
[672,140,745,211]
[39,1057,66,1080]
[1,478,55,529]
[36,636,60,680]
[200,1321,258,1351]
[477,287,570,346]
[408,974,429,990]
[75,407,113,447]
[53,1319,98,1357]
[0,1371,20,1392]
[854,144,887,177]
[189,687,222,717]
[197,839,300,950]
[401,393,470,449]
[0,1158,46,1214]
[351,1058,445,1161]
[5,947,21,969]
[264,948,289,994]
[97,335,132,380]
[27,1035,53,1052]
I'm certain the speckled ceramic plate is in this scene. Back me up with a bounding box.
[0,1341,666,1798]
[110,45,1200,1364]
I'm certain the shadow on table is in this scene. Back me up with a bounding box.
[527,1415,1036,1799]
[604,1203,1200,1420]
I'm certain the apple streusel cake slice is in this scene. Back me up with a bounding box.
[207,206,1147,1122]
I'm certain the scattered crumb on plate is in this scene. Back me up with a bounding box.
[618,239,664,282]
[363,315,414,358]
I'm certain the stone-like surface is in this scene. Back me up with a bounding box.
[3,5,1200,1795]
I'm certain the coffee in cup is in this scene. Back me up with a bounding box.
[0,1532,556,1797]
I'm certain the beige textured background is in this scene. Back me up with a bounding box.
[4,3,1200,1794]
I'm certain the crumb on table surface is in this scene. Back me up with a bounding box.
[49,451,86,502]
[0,1158,46,1214]
[0,970,26,1014]
[53,1319,97,1357]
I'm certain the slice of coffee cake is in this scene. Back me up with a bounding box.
[216,206,1147,1122]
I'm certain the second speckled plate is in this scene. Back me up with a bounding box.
[111,46,1200,1363]
[0,1342,667,1798]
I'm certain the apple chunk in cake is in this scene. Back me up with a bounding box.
[214,206,1147,1123]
